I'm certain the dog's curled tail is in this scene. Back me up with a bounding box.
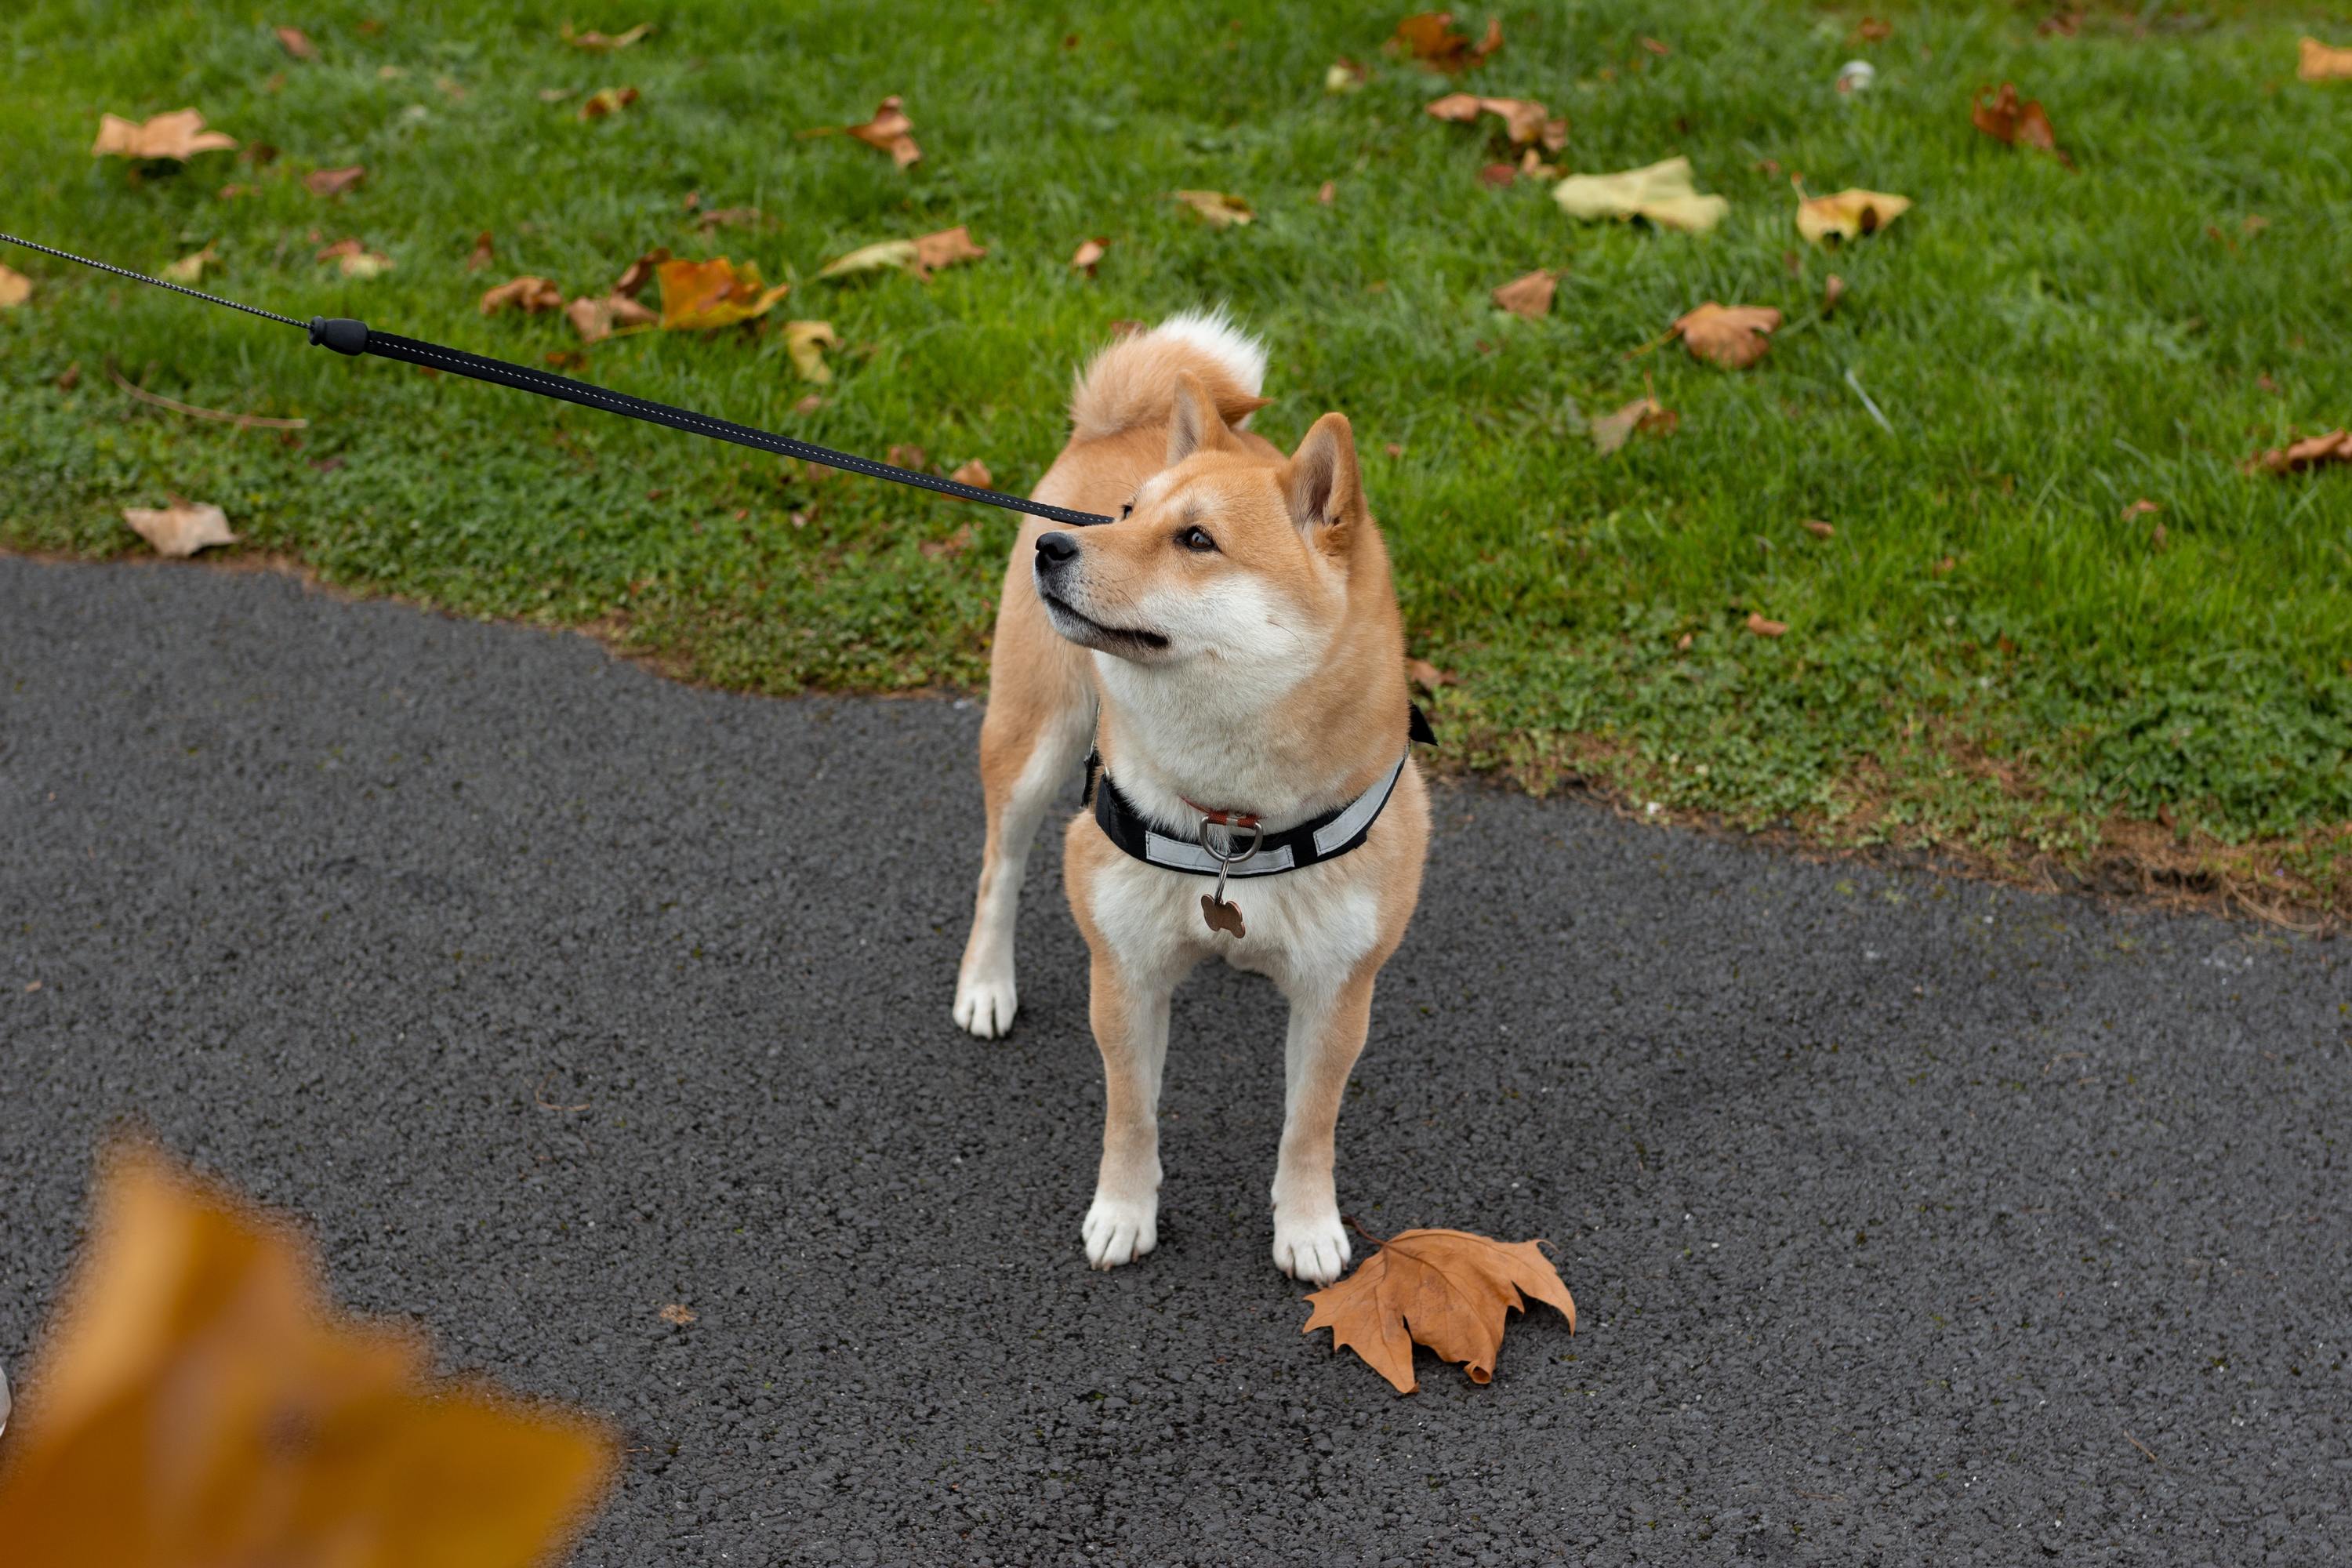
[1067,307,1270,441]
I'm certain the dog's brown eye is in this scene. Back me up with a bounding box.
[1120,502,1134,518]
[1177,525,1216,554]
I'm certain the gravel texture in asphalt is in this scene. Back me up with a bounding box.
[2,555,2347,1566]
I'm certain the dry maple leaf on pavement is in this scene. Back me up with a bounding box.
[2297,37,2352,81]
[1389,12,1503,74]
[2245,429,2352,475]
[122,500,236,557]
[1673,303,1781,368]
[1591,395,1675,454]
[1490,268,1555,319]
[1553,157,1727,232]
[1795,187,1910,247]
[92,108,237,161]
[479,275,564,315]
[1424,93,1566,150]
[0,1145,613,1567]
[655,257,789,330]
[1171,190,1254,227]
[1301,1225,1573,1394]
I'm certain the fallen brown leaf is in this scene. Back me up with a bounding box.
[2246,429,2352,475]
[1973,83,2063,158]
[887,444,929,472]
[1405,657,1453,689]
[0,265,31,309]
[844,95,920,168]
[314,238,393,278]
[1933,556,1957,575]
[1171,190,1253,227]
[0,1146,614,1566]
[1389,12,1504,74]
[274,25,316,59]
[2121,498,2162,521]
[658,1303,695,1325]
[818,227,987,282]
[2298,37,2352,81]
[1591,396,1676,454]
[1324,57,1369,93]
[920,522,975,560]
[563,21,652,51]
[783,320,840,383]
[1802,519,1835,539]
[463,230,494,272]
[1424,93,1565,149]
[1744,612,1787,637]
[304,165,365,197]
[1070,238,1108,275]
[579,86,640,121]
[92,109,238,162]
[1477,162,1516,187]
[613,247,670,297]
[915,225,987,272]
[1853,16,1892,42]
[949,459,993,488]
[696,205,763,231]
[479,275,564,315]
[1822,273,1846,314]
[56,361,81,389]
[1301,1225,1572,1394]
[793,393,825,416]
[566,292,657,343]
[1316,180,1337,205]
[1672,302,1781,369]
[1490,268,1556,319]
[655,258,789,330]
[123,500,236,557]
[1795,187,1910,247]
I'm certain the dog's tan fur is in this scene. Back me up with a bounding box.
[955,312,1428,1282]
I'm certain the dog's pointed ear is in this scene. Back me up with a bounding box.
[1167,370,1236,466]
[1279,412,1364,545]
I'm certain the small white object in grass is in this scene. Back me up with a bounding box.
[1645,801,1663,817]
[1837,60,1876,94]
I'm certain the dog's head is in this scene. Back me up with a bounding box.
[1033,372,1372,687]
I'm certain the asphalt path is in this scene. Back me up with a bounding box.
[2,554,2347,1566]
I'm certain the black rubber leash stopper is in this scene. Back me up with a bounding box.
[307,316,369,355]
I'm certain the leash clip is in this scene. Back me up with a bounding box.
[1198,817,1261,938]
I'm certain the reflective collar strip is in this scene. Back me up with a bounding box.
[1094,753,1410,880]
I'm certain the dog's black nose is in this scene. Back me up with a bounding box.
[1035,532,1080,568]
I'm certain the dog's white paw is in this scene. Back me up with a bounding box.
[953,971,1018,1039]
[1272,1207,1352,1285]
[1082,1194,1158,1270]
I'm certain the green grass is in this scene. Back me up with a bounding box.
[4,1,2349,909]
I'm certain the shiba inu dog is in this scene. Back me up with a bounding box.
[953,310,1430,1285]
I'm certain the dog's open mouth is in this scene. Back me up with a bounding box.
[1040,590,1171,655]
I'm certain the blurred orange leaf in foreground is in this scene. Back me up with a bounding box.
[0,1145,612,1568]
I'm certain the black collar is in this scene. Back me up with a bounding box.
[1083,703,1435,880]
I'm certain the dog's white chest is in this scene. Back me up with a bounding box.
[1084,848,1385,989]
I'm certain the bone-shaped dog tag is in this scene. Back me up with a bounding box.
[1200,894,1246,938]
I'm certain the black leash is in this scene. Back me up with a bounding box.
[2,233,1116,530]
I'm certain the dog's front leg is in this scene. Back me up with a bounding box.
[1269,966,1377,1284]
[1081,949,1177,1269]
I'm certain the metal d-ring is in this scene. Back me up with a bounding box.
[1200,817,1264,907]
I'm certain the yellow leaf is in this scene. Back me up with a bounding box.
[1795,187,1911,247]
[122,501,236,557]
[0,1145,613,1568]
[783,319,840,383]
[1552,157,1726,232]
[562,21,652,51]
[1591,396,1675,454]
[92,108,238,161]
[579,85,639,121]
[655,257,789,330]
[1301,1227,1574,1395]
[159,245,218,284]
[817,239,920,279]
[1171,189,1253,227]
